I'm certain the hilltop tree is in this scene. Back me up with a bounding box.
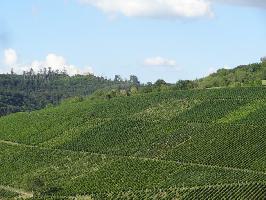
[114,75,123,82]
[176,80,197,90]
[129,75,140,86]
[154,79,167,87]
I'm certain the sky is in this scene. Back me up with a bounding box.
[0,0,266,83]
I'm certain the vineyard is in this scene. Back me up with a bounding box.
[0,87,266,199]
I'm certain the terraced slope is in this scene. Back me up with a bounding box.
[0,87,266,199]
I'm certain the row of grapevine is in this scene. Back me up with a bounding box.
[0,87,265,145]
[31,182,266,200]
[1,142,266,198]
[0,87,266,199]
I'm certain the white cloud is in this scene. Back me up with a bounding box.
[1,51,93,76]
[79,0,213,19]
[4,48,18,65]
[144,56,177,67]
[27,53,93,76]
[79,0,266,20]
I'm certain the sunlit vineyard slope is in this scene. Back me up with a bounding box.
[0,87,266,199]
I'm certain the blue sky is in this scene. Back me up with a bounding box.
[0,0,266,83]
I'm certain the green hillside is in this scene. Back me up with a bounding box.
[0,87,266,199]
[1,61,266,117]
[197,61,266,88]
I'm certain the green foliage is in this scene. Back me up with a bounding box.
[176,80,198,90]
[0,188,19,199]
[0,87,266,199]
[198,62,266,88]
[1,61,266,118]
[129,75,140,86]
[180,182,266,200]
[0,143,265,199]
[0,68,129,116]
[154,79,167,87]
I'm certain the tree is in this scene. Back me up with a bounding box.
[176,80,197,90]
[260,57,266,62]
[129,75,140,86]
[154,79,167,87]
[114,75,122,82]
[10,68,15,75]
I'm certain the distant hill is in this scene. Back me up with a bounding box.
[197,61,266,88]
[1,61,266,117]
[0,69,135,116]
[0,87,265,199]
[90,61,266,101]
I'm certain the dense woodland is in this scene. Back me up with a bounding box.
[0,68,141,116]
[0,60,265,116]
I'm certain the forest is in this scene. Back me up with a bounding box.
[0,68,140,116]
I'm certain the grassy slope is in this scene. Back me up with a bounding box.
[0,87,266,199]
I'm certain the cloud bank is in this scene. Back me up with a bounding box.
[80,0,213,19]
[1,50,93,76]
[79,0,266,20]
[144,56,177,67]
[29,53,83,75]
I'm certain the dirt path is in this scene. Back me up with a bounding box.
[0,139,35,148]
[0,185,33,199]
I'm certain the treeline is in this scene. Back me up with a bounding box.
[177,61,266,89]
[0,68,138,116]
[1,61,266,116]
[92,61,266,100]
[197,61,266,88]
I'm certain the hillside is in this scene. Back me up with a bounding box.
[1,61,265,117]
[0,87,266,199]
[0,69,132,117]
[197,61,266,88]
